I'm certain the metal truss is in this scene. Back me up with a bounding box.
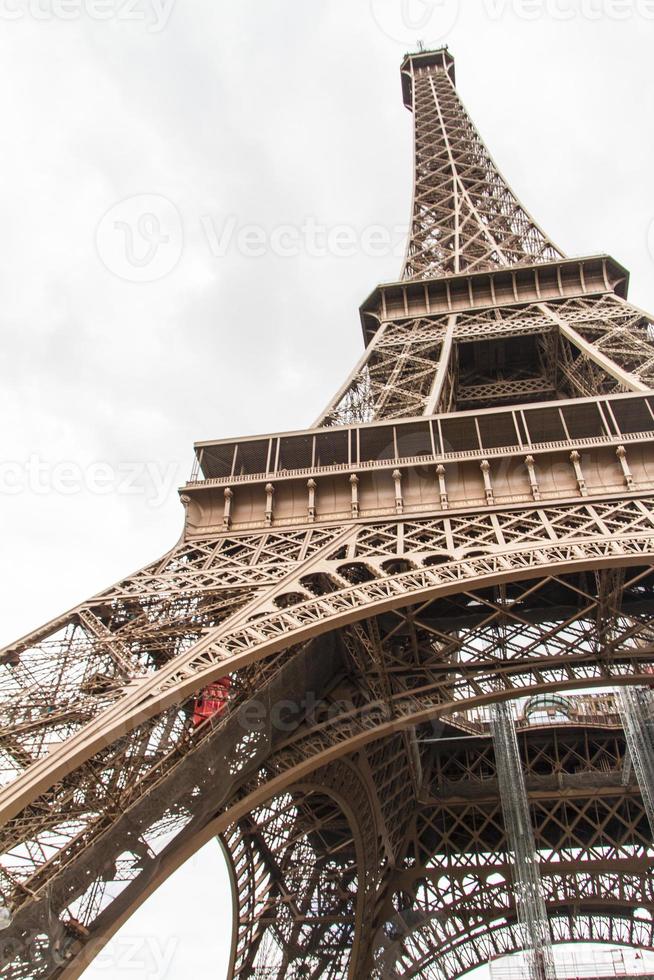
[2,527,654,976]
[371,724,654,978]
[318,293,654,426]
[224,762,370,980]
[3,44,654,980]
[400,50,562,281]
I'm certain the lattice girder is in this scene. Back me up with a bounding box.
[223,770,369,980]
[373,725,654,978]
[3,497,654,820]
[4,43,654,980]
[400,50,562,281]
[2,538,654,975]
[317,293,654,425]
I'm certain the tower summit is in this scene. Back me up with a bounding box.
[2,48,654,980]
[400,47,562,279]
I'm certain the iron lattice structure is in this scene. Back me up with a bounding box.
[2,46,654,980]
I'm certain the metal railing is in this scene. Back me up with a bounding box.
[187,429,654,487]
[446,693,625,737]
[490,949,654,979]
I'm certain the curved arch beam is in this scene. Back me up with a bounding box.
[60,764,378,980]
[391,910,654,980]
[8,674,646,969]
[4,591,654,962]
[374,881,654,977]
[1,531,652,826]
[56,749,654,980]
[14,641,654,975]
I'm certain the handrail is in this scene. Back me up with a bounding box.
[185,430,654,488]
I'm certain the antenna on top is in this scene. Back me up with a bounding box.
[417,39,425,52]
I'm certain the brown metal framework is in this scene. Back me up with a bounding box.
[1,45,654,979]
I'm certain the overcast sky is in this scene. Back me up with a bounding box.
[2,1,654,977]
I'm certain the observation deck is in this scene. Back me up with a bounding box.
[182,390,654,536]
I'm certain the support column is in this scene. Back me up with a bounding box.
[617,686,654,836]
[424,314,456,415]
[491,702,555,980]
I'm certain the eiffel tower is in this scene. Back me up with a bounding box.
[3,44,654,980]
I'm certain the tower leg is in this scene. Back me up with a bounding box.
[491,702,555,980]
